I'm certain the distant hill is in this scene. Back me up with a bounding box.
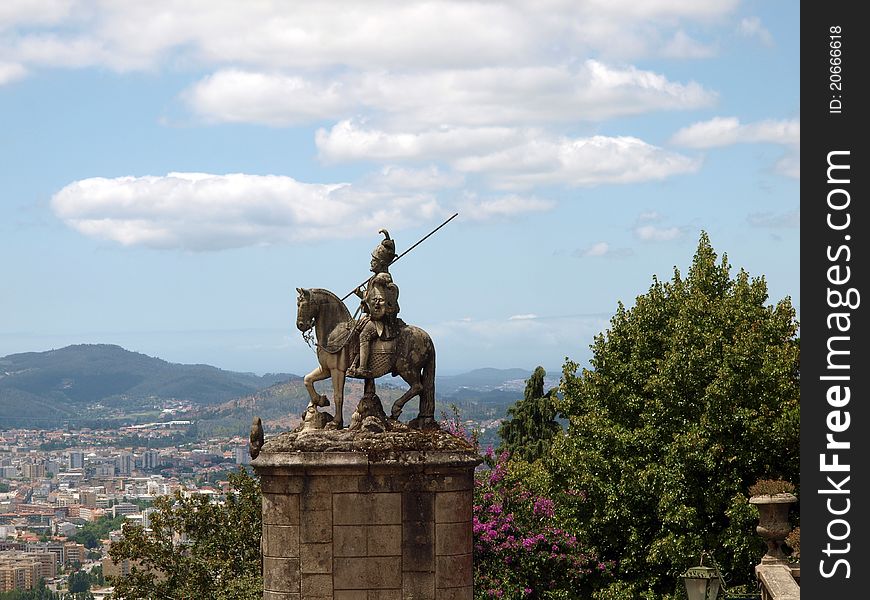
[195,379,409,438]
[0,344,296,427]
[196,367,551,437]
[435,367,531,395]
[439,388,523,421]
[436,367,560,395]
[0,345,557,430]
[195,367,555,438]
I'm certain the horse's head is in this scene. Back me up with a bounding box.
[295,287,316,332]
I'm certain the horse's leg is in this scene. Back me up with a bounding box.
[328,368,346,429]
[391,366,423,420]
[303,365,331,408]
[418,348,436,420]
[409,349,438,429]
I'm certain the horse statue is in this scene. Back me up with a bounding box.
[295,287,437,430]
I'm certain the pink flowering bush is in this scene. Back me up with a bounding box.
[472,450,613,599]
[440,407,611,598]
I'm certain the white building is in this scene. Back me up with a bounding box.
[142,507,157,530]
[67,452,84,470]
[234,446,250,465]
[115,453,133,475]
[112,503,140,518]
[142,451,161,470]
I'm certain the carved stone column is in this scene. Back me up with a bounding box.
[252,426,481,600]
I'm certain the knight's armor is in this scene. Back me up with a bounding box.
[349,230,402,377]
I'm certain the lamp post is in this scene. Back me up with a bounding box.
[681,556,722,600]
[681,553,761,600]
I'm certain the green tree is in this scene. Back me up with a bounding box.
[67,515,126,548]
[0,578,67,599]
[108,468,262,600]
[547,232,799,599]
[498,366,561,462]
[67,570,90,593]
[90,564,104,586]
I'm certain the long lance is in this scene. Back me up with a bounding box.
[341,212,459,301]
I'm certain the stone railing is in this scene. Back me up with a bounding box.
[756,564,800,600]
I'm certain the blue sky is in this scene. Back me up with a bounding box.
[0,1,798,376]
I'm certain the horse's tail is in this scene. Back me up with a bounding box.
[419,342,436,419]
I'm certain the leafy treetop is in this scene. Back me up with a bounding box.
[497,366,561,462]
[546,231,799,599]
[108,468,262,600]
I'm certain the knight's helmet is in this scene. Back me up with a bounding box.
[371,229,397,265]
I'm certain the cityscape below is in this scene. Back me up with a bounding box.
[0,344,559,596]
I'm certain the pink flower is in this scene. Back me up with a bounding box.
[533,497,555,518]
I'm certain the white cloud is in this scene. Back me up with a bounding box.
[661,30,718,59]
[509,314,538,321]
[3,1,740,72]
[0,0,74,27]
[575,242,634,259]
[16,2,754,249]
[775,152,800,179]
[456,194,556,221]
[50,172,445,251]
[161,1,537,70]
[190,61,715,128]
[671,116,799,148]
[317,121,525,163]
[522,0,739,61]
[183,70,354,126]
[0,61,26,85]
[319,123,699,188]
[455,135,701,188]
[747,209,799,229]
[637,211,663,223]
[580,0,738,20]
[632,210,682,241]
[583,242,611,257]
[634,224,682,241]
[738,16,774,46]
[366,166,464,191]
[13,34,112,69]
[580,60,715,117]
[671,116,799,179]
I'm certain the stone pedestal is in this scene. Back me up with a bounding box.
[252,426,481,600]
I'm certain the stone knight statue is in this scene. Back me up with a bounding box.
[294,214,455,431]
[347,229,404,378]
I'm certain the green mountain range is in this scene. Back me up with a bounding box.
[0,344,539,430]
[0,344,295,427]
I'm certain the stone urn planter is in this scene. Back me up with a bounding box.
[749,492,797,564]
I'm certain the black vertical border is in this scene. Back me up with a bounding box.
[801,3,868,597]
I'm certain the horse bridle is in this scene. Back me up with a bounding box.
[298,292,357,354]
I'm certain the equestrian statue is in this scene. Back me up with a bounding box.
[294,215,457,431]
